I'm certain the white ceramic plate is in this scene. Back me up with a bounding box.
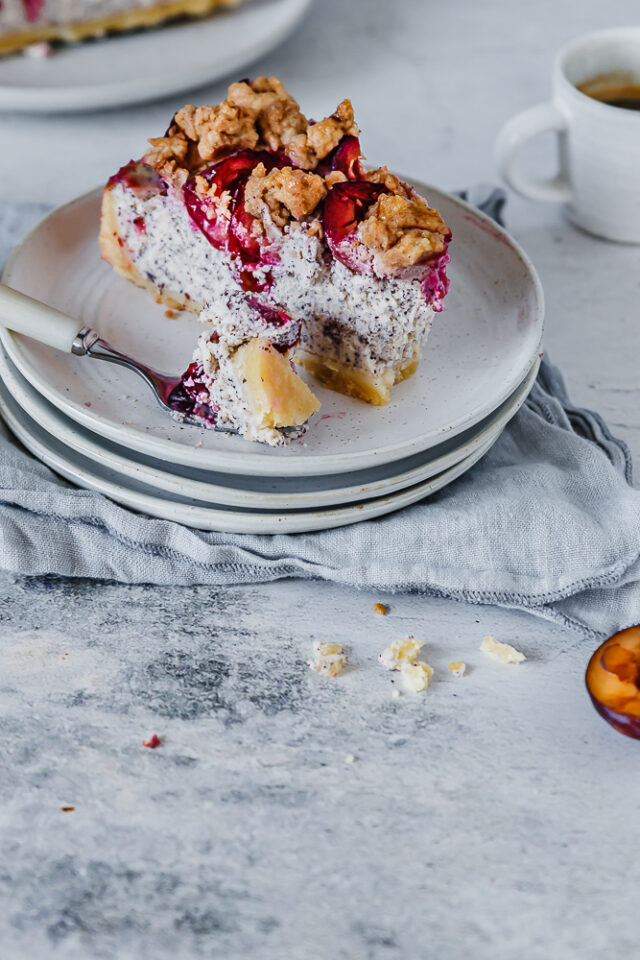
[0,340,540,508]
[0,0,312,113]
[1,182,544,477]
[0,373,498,534]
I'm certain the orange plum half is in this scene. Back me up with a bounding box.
[586,626,640,739]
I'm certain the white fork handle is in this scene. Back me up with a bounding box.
[0,283,85,353]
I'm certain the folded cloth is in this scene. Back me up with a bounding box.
[1,199,639,641]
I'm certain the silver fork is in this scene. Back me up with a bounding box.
[0,283,220,429]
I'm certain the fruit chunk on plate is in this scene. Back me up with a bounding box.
[230,338,320,431]
[100,76,451,445]
[0,0,243,58]
[585,626,640,739]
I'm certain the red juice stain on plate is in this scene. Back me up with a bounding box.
[462,213,510,247]
[318,411,346,422]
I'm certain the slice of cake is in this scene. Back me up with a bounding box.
[100,77,451,445]
[0,0,241,57]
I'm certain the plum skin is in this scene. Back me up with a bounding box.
[585,626,640,739]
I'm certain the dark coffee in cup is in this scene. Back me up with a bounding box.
[578,73,640,110]
[497,28,640,242]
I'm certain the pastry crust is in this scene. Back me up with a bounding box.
[295,347,421,407]
[0,0,241,57]
[99,187,198,313]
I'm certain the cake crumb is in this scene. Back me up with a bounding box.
[380,637,433,693]
[60,806,75,812]
[307,218,324,239]
[448,661,466,677]
[143,734,162,748]
[344,754,356,764]
[308,641,347,678]
[373,602,388,616]
[401,660,434,693]
[379,636,423,671]
[23,42,53,59]
[391,689,401,699]
[165,309,176,319]
[480,636,526,664]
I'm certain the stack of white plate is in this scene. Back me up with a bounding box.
[0,183,544,534]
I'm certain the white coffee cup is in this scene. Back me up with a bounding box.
[496,27,640,243]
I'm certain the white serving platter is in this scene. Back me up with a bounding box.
[0,0,313,113]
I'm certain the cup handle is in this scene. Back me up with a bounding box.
[496,102,572,203]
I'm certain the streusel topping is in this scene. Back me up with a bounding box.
[286,98,359,169]
[244,164,327,228]
[145,76,358,182]
[365,166,414,198]
[137,77,451,276]
[359,194,451,274]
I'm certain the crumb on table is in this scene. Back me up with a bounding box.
[373,602,388,615]
[379,636,423,671]
[308,641,347,677]
[380,636,434,693]
[480,636,526,664]
[448,661,466,677]
[401,660,434,693]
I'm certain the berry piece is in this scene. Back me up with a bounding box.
[323,180,388,272]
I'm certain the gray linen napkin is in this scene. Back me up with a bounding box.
[1,199,639,641]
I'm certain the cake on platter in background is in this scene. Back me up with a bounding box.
[0,0,242,57]
[100,77,452,445]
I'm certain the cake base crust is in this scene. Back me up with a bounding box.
[100,189,198,313]
[0,0,240,56]
[295,349,421,406]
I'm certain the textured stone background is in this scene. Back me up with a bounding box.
[1,575,638,959]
